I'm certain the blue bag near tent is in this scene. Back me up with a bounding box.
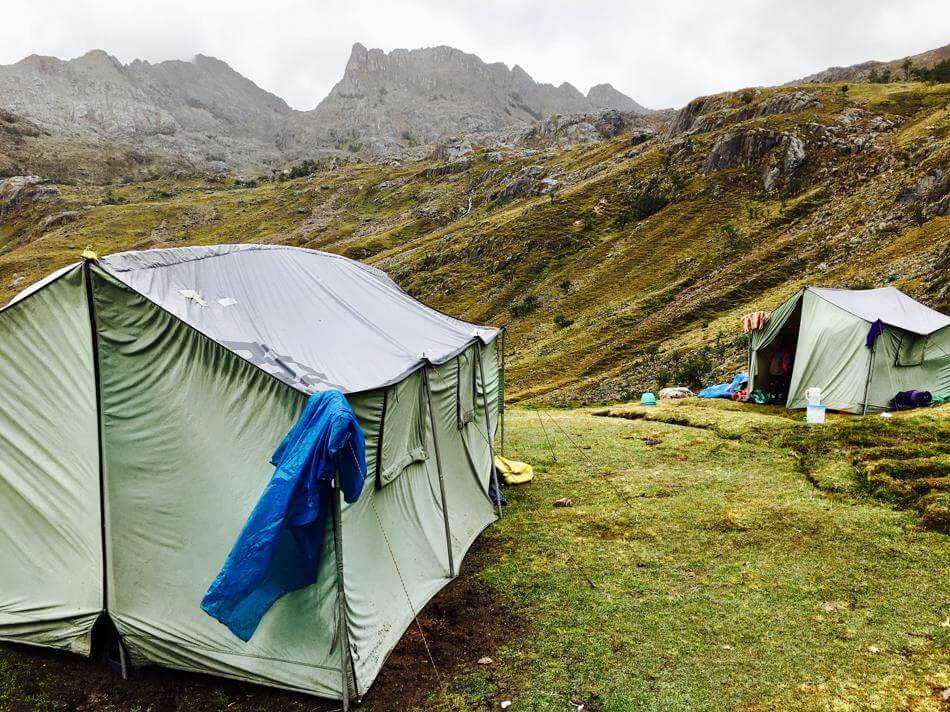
[698,372,748,399]
[201,389,366,641]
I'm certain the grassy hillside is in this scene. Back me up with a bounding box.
[1,81,947,403]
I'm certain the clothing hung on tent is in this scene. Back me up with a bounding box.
[0,245,503,703]
[201,390,367,642]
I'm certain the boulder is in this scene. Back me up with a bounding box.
[658,387,695,399]
[629,127,657,146]
[429,138,474,161]
[754,91,820,117]
[701,129,806,192]
[0,176,61,216]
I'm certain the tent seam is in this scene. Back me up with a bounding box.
[82,261,110,617]
[120,633,342,671]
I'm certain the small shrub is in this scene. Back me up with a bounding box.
[559,279,572,293]
[721,223,743,247]
[511,294,540,317]
[554,314,573,329]
[739,89,755,104]
[910,58,950,83]
[286,160,317,179]
[670,346,716,390]
[617,191,669,229]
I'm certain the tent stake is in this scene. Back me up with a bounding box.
[423,368,456,578]
[118,638,129,680]
[476,345,503,519]
[331,472,352,710]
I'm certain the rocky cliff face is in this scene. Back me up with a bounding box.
[282,43,646,159]
[0,44,647,177]
[0,50,290,173]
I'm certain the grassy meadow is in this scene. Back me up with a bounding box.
[2,400,947,711]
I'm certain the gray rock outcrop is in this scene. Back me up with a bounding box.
[0,175,60,215]
[701,129,806,192]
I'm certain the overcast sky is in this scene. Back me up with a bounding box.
[1,0,946,110]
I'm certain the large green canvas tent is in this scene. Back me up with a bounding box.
[748,286,950,413]
[0,245,502,703]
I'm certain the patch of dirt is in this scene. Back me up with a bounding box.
[0,539,522,712]
[360,537,524,710]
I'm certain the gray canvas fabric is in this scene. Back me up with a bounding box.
[99,245,499,393]
[0,248,500,700]
[786,291,873,411]
[809,287,950,335]
[90,266,497,697]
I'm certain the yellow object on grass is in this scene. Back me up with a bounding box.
[494,455,534,485]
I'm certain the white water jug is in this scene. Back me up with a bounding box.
[805,387,822,406]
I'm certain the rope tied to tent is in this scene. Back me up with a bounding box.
[542,410,637,510]
[345,442,449,705]
[535,410,557,462]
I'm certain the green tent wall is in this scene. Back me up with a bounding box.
[0,253,500,701]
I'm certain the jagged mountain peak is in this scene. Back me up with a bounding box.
[300,42,647,155]
[587,82,649,113]
[0,42,649,172]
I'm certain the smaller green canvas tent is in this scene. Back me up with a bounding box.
[748,287,950,413]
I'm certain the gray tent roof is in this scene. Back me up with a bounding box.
[808,286,950,336]
[95,244,498,393]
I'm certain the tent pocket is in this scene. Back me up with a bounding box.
[895,333,927,367]
[456,350,476,428]
[377,371,428,488]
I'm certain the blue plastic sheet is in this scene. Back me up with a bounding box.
[698,372,748,399]
[201,390,366,641]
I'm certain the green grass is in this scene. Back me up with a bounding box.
[433,401,950,710]
[0,401,947,710]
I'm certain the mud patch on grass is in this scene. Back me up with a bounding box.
[0,539,522,712]
[362,538,525,710]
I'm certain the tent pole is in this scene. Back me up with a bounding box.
[500,328,507,456]
[423,368,456,578]
[476,345,503,519]
[862,337,877,416]
[331,472,352,710]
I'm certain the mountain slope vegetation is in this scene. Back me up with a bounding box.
[1,81,947,403]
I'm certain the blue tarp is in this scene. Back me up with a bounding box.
[698,372,748,399]
[201,390,366,641]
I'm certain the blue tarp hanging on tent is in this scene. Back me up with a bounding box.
[201,389,366,641]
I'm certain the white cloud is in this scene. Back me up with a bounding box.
[0,0,946,110]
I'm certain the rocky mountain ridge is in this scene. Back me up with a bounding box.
[0,44,646,179]
[284,43,647,157]
[789,43,949,85]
